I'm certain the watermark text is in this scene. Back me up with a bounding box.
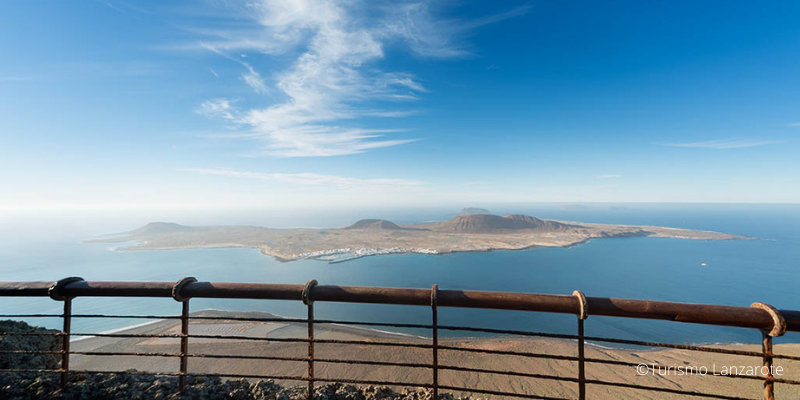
[636,364,783,377]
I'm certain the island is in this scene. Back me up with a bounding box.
[88,209,750,263]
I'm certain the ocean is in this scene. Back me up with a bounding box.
[1,203,798,346]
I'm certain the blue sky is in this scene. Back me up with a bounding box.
[1,0,799,211]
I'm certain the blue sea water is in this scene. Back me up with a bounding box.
[0,204,798,346]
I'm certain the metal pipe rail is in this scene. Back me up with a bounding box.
[2,280,798,332]
[0,278,798,400]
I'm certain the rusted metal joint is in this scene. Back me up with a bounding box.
[172,277,197,302]
[431,284,438,308]
[573,290,588,320]
[48,277,84,301]
[751,302,786,337]
[302,280,318,305]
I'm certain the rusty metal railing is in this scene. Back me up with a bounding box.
[1,278,800,399]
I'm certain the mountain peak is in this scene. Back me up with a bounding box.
[435,214,573,233]
[345,219,402,230]
[458,207,493,216]
[129,222,193,236]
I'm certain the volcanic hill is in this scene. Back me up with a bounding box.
[345,219,403,230]
[424,214,573,233]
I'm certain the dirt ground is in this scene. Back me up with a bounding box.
[70,311,800,400]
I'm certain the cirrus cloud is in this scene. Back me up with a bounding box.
[185,0,528,157]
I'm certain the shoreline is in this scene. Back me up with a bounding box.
[70,318,165,343]
[93,233,741,264]
[85,214,752,264]
[66,308,771,349]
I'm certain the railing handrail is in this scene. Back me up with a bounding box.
[2,277,799,399]
[0,279,797,332]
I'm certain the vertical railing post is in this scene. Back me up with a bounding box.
[303,280,318,400]
[307,301,315,400]
[761,331,775,400]
[48,277,83,392]
[179,300,190,392]
[172,277,197,394]
[60,297,72,391]
[751,302,786,400]
[573,291,588,400]
[431,284,439,400]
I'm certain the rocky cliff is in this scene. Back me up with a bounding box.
[0,321,478,400]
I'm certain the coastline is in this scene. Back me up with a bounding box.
[84,213,753,265]
[97,231,746,264]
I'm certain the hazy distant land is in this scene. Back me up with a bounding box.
[89,209,750,263]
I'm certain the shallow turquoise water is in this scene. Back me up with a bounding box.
[1,204,798,346]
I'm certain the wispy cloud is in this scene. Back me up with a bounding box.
[787,122,800,127]
[195,99,236,120]
[198,42,268,94]
[385,3,530,58]
[184,1,527,157]
[597,174,621,179]
[241,64,268,94]
[657,139,784,149]
[94,0,150,17]
[182,167,424,188]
